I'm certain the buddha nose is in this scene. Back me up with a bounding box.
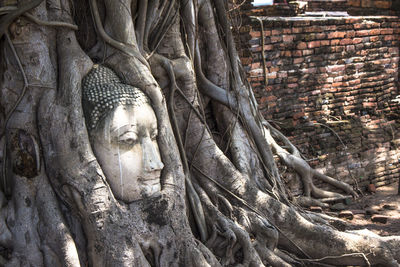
[142,137,164,172]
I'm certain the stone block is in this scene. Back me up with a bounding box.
[339,210,354,220]
[371,215,388,224]
[383,204,397,210]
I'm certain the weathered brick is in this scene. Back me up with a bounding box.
[283,35,294,43]
[381,29,394,35]
[293,58,304,64]
[328,31,346,39]
[270,36,282,43]
[293,50,303,57]
[297,42,307,49]
[331,39,340,45]
[348,0,361,6]
[272,29,283,36]
[356,30,370,37]
[239,16,400,195]
[340,39,353,45]
[308,41,321,48]
[320,40,330,46]
[346,31,356,38]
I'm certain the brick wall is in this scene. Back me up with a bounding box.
[239,16,400,194]
[239,0,399,16]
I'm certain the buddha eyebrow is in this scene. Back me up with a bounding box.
[110,124,137,135]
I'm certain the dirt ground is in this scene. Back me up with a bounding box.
[328,181,400,236]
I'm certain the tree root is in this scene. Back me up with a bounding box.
[263,121,358,206]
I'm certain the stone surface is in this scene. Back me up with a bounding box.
[371,215,389,224]
[383,203,398,210]
[350,209,366,215]
[338,210,354,220]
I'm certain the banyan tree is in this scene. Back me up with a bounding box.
[0,0,399,266]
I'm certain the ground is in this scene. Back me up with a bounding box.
[312,181,400,236]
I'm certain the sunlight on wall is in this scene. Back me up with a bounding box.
[253,0,274,6]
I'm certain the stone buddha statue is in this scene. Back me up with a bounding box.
[82,65,164,202]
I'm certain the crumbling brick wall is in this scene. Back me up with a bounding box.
[238,15,400,195]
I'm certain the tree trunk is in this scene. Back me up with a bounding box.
[0,0,399,266]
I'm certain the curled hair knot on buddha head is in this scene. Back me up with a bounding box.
[82,65,150,131]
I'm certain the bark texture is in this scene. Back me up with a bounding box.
[0,0,400,266]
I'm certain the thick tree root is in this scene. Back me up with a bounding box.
[263,121,358,206]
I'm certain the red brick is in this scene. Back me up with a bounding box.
[308,41,321,48]
[374,0,391,9]
[353,38,363,44]
[356,30,370,37]
[328,31,346,39]
[250,31,260,38]
[381,29,394,35]
[370,29,380,35]
[321,40,330,46]
[292,27,303,34]
[272,29,282,36]
[270,36,282,43]
[361,0,373,7]
[332,82,343,87]
[369,36,379,42]
[340,39,353,45]
[327,65,345,72]
[278,71,288,78]
[384,35,395,41]
[263,30,272,36]
[264,44,274,51]
[363,102,377,108]
[301,68,317,74]
[331,39,340,45]
[346,31,356,38]
[297,42,307,49]
[348,0,361,6]
[283,35,294,42]
[293,58,304,64]
[304,26,322,33]
[354,23,364,29]
[293,50,302,57]
[283,28,292,34]
[303,49,313,56]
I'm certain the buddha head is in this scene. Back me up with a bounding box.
[82,65,164,202]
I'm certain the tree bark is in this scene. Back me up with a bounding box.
[0,0,399,266]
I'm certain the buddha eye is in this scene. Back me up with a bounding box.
[119,137,137,146]
[117,131,138,146]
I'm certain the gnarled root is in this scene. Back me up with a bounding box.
[263,121,358,206]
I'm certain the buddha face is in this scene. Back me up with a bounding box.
[91,103,164,202]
